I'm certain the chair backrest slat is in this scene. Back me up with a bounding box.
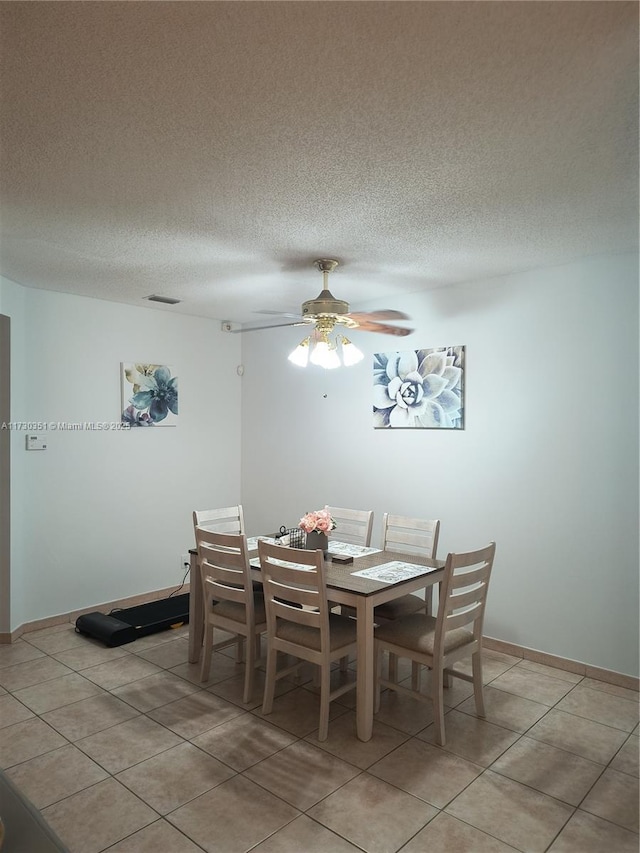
[382,514,440,559]
[206,578,247,605]
[273,598,322,628]
[198,543,246,571]
[446,584,487,613]
[268,573,322,614]
[449,562,491,590]
[445,600,485,631]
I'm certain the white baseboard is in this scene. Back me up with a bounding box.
[2,589,637,694]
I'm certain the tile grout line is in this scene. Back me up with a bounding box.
[1,631,637,853]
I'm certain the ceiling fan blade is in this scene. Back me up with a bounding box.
[239,261,413,337]
[226,320,308,333]
[255,310,304,320]
[348,309,411,322]
[352,321,414,337]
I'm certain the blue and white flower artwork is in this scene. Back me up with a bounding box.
[121,363,178,427]
[373,347,464,429]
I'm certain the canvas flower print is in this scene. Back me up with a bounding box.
[121,363,178,427]
[373,346,464,429]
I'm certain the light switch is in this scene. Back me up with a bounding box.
[25,434,47,451]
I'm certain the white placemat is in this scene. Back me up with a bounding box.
[327,541,382,557]
[351,561,434,582]
[250,557,312,571]
[246,536,277,550]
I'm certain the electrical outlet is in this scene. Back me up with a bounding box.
[180,554,190,575]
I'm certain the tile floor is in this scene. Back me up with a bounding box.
[0,623,638,853]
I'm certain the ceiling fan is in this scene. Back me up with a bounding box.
[225,259,414,338]
[224,258,413,368]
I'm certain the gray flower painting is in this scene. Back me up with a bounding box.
[373,347,464,429]
[121,363,178,427]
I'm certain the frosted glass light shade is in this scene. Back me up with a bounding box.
[288,338,310,366]
[310,340,341,369]
[340,337,364,366]
[290,331,363,368]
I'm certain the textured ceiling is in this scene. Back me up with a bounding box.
[0,1,637,325]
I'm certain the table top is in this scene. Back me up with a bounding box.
[192,539,444,598]
[318,548,443,597]
[250,540,445,598]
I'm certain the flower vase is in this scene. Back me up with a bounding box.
[305,530,329,554]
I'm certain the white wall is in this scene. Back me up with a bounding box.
[240,254,639,677]
[3,255,638,676]
[1,279,243,628]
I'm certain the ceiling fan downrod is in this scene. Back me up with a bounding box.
[303,259,350,320]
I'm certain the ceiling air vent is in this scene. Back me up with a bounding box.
[145,295,181,305]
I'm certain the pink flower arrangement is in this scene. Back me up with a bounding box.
[299,506,336,534]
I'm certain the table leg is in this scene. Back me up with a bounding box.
[355,598,375,741]
[425,585,434,616]
[427,579,442,616]
[188,551,203,663]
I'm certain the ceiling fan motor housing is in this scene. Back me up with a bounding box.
[302,289,350,319]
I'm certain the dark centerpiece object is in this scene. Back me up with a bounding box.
[305,530,329,552]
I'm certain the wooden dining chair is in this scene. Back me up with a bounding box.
[258,539,358,741]
[374,542,496,745]
[327,506,374,547]
[374,514,440,620]
[194,503,260,591]
[341,514,440,629]
[193,505,254,662]
[195,528,266,702]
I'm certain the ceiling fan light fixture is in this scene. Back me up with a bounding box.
[288,336,311,367]
[339,335,364,366]
[309,336,341,369]
[290,329,363,370]
[283,257,412,367]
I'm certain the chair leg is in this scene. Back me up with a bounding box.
[432,666,446,745]
[388,652,398,683]
[411,661,421,691]
[200,623,214,682]
[318,664,331,742]
[471,651,485,717]
[262,646,278,714]
[424,587,434,616]
[293,656,305,684]
[235,636,245,663]
[374,646,382,713]
[243,632,256,705]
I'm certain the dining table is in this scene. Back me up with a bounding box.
[187,538,445,742]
